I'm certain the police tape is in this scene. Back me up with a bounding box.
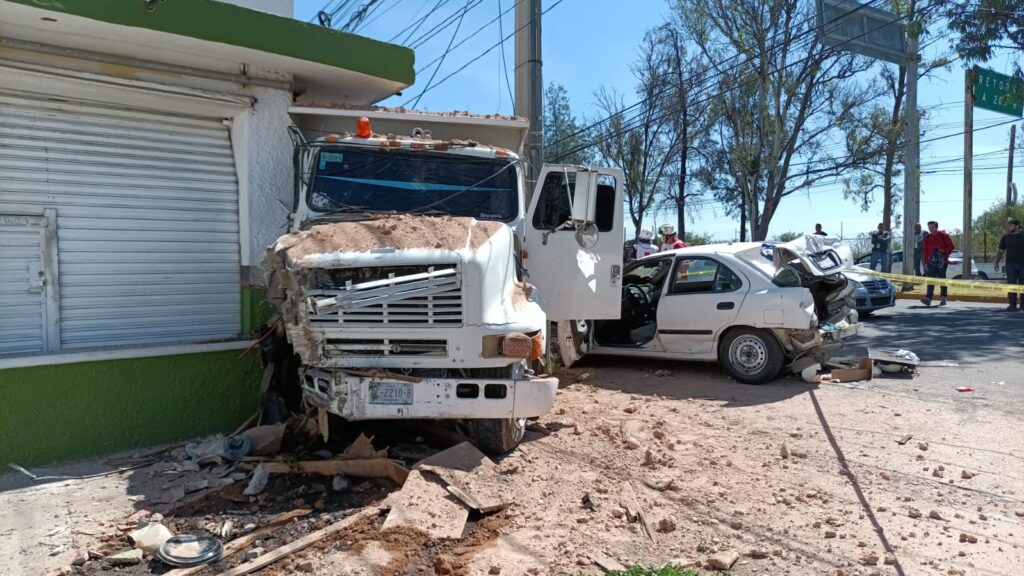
[846,267,1021,296]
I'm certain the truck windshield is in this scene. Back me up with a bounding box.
[308,146,518,222]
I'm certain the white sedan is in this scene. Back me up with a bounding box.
[559,236,862,384]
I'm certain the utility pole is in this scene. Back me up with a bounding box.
[963,70,974,278]
[667,27,688,239]
[515,0,543,202]
[1008,124,1017,213]
[901,17,920,286]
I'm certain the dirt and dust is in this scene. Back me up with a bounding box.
[273,215,505,263]
[8,361,1023,576]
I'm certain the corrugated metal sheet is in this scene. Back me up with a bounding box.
[0,214,46,355]
[0,92,241,351]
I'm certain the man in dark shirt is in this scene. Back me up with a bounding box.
[913,222,928,276]
[994,218,1024,311]
[869,223,891,272]
[814,223,828,236]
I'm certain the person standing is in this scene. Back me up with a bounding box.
[913,222,928,276]
[658,224,687,252]
[814,223,828,236]
[869,223,892,272]
[634,229,658,260]
[993,218,1024,311]
[921,221,956,307]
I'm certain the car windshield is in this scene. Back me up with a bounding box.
[307,146,519,222]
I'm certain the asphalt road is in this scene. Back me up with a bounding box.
[844,299,1024,416]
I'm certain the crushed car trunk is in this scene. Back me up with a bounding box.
[771,235,855,325]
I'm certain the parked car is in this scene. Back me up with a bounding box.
[854,250,986,280]
[559,236,862,384]
[845,270,896,315]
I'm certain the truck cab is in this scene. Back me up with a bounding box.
[264,113,623,452]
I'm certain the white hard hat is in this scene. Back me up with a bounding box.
[639,229,654,241]
[659,224,676,236]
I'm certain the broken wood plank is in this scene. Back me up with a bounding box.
[341,433,387,459]
[897,434,913,445]
[211,507,377,576]
[619,481,654,542]
[259,459,408,486]
[163,509,311,576]
[415,442,513,513]
[381,470,468,539]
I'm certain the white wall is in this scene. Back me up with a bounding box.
[217,0,293,18]
[233,85,296,286]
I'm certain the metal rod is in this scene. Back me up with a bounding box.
[0,36,294,91]
[964,69,974,277]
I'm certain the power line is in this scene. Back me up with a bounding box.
[408,0,474,110]
[400,0,567,107]
[413,0,517,74]
[406,0,483,49]
[389,0,447,44]
[551,0,945,162]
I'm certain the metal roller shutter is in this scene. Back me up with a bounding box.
[0,92,241,352]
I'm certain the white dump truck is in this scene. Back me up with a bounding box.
[264,109,624,452]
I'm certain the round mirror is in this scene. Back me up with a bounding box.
[575,222,599,248]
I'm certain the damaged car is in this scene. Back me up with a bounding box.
[558,235,863,384]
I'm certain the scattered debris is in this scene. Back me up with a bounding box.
[259,458,409,485]
[210,508,377,576]
[243,464,270,496]
[918,442,929,451]
[961,470,977,479]
[332,473,351,492]
[655,517,677,533]
[591,552,627,572]
[929,510,946,521]
[525,422,552,435]
[780,443,790,459]
[641,476,675,491]
[105,549,143,566]
[956,387,975,393]
[241,424,286,456]
[897,434,913,445]
[129,522,174,555]
[382,470,468,539]
[705,549,740,570]
[618,482,654,541]
[621,421,643,450]
[654,369,672,377]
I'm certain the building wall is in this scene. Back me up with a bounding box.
[217,0,294,18]
[0,349,261,467]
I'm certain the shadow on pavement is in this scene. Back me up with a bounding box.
[562,355,817,408]
[850,303,1019,364]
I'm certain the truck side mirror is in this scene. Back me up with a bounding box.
[569,169,599,224]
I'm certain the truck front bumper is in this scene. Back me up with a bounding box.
[300,369,558,421]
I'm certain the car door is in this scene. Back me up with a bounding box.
[524,165,624,320]
[656,255,745,356]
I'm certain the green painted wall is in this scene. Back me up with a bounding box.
[241,287,275,337]
[0,350,261,467]
[8,0,414,85]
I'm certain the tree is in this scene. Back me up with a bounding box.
[543,83,593,166]
[843,1,951,235]
[939,0,1023,68]
[593,31,680,239]
[972,200,1024,259]
[674,0,879,241]
[772,231,804,242]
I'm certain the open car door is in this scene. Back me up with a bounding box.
[524,165,624,322]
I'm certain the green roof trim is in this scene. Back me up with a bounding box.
[9,0,414,86]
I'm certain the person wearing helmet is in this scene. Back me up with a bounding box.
[658,224,687,252]
[634,229,658,259]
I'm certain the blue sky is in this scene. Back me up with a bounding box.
[294,0,1021,242]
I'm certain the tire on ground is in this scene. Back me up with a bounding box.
[718,327,785,385]
[469,418,526,454]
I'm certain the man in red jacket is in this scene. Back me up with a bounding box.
[921,220,956,307]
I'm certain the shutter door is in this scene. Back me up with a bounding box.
[0,92,241,350]
[0,214,48,355]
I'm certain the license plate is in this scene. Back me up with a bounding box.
[368,381,413,405]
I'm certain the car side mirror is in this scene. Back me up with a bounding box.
[569,169,598,225]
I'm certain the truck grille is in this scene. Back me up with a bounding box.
[307,265,463,326]
[324,338,448,357]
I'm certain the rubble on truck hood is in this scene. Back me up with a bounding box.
[269,214,506,269]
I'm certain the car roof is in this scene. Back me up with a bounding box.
[656,242,763,257]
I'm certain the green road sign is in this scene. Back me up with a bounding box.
[972,66,1024,118]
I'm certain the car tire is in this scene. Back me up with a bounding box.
[718,328,784,385]
[859,310,873,318]
[978,272,989,280]
[469,418,526,454]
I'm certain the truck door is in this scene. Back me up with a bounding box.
[524,165,624,320]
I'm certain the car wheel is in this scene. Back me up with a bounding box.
[718,328,784,385]
[469,418,526,454]
[859,310,873,318]
[978,272,989,280]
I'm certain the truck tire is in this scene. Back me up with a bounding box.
[718,328,784,385]
[469,418,526,454]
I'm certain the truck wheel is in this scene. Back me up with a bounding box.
[718,328,784,385]
[469,418,526,454]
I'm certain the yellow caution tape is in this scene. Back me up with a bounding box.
[848,267,1021,296]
